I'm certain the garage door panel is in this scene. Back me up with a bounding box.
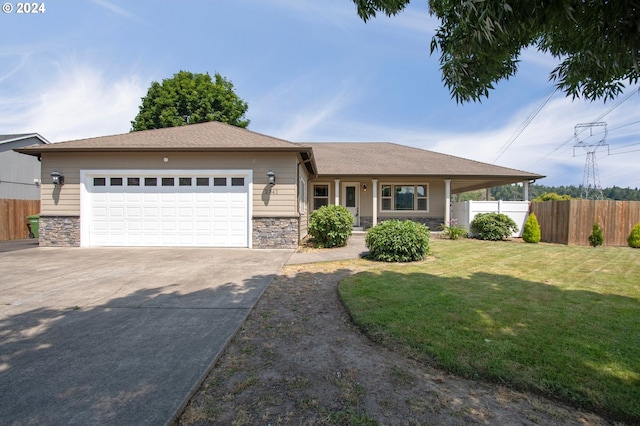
[86,171,250,247]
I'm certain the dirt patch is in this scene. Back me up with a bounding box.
[177,260,614,425]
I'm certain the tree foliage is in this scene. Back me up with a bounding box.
[533,192,572,202]
[131,70,249,131]
[352,0,640,103]
[491,184,640,201]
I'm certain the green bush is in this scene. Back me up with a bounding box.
[522,212,541,243]
[470,213,518,241]
[533,192,572,202]
[308,205,354,248]
[589,223,604,247]
[628,222,640,248]
[365,220,431,262]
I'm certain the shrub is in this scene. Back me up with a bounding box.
[533,192,572,202]
[366,220,431,262]
[522,212,541,243]
[308,205,354,248]
[440,219,467,240]
[588,223,604,247]
[629,222,640,248]
[470,213,518,241]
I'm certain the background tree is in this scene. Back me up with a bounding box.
[131,70,249,131]
[352,0,640,102]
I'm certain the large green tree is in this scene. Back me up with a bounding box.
[131,70,249,131]
[352,0,640,103]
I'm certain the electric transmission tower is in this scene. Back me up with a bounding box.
[573,122,609,200]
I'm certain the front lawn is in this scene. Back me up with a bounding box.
[339,239,640,422]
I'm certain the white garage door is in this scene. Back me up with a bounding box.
[81,170,251,247]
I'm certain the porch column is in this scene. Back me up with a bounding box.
[523,181,530,201]
[372,178,378,226]
[334,179,340,205]
[444,179,452,225]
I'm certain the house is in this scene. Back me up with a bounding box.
[1,134,49,200]
[15,122,544,248]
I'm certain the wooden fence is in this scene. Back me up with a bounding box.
[0,199,40,241]
[531,200,640,246]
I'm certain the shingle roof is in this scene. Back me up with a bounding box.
[0,133,49,145]
[305,142,543,179]
[15,121,303,153]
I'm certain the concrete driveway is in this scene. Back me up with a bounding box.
[0,245,293,425]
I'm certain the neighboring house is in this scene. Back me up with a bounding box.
[0,134,49,200]
[15,122,544,248]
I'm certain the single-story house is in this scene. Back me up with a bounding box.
[15,121,544,248]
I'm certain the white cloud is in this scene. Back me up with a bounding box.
[0,62,146,141]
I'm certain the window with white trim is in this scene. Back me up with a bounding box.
[380,184,429,211]
[313,184,329,210]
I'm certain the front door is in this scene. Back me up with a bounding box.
[342,182,359,226]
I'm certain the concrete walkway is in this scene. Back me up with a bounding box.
[0,246,292,426]
[286,232,369,265]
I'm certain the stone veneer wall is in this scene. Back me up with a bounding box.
[360,216,443,231]
[39,215,80,247]
[252,217,299,249]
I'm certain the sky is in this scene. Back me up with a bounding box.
[1,0,639,189]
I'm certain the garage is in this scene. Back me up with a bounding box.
[80,170,252,247]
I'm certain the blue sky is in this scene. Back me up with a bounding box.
[2,0,639,188]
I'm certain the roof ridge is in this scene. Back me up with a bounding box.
[50,121,299,147]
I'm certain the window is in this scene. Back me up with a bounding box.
[299,175,307,214]
[380,184,429,212]
[416,185,428,211]
[196,177,209,186]
[127,177,140,186]
[313,185,329,210]
[381,185,391,210]
[110,177,123,186]
[179,177,192,186]
[213,177,226,186]
[162,177,175,186]
[145,177,157,186]
[395,185,414,210]
[231,177,245,186]
[93,177,106,186]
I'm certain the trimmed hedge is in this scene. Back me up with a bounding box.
[308,205,354,248]
[470,212,518,241]
[366,220,431,262]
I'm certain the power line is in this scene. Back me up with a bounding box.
[494,87,557,162]
[535,86,640,165]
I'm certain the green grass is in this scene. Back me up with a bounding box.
[339,239,640,422]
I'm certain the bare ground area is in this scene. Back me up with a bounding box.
[177,260,617,425]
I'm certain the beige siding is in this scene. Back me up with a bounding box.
[309,177,447,219]
[298,164,310,239]
[41,151,300,217]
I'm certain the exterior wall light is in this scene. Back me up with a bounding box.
[363,183,367,192]
[51,170,64,185]
[266,170,276,186]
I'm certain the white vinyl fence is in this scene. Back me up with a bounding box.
[451,200,530,237]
